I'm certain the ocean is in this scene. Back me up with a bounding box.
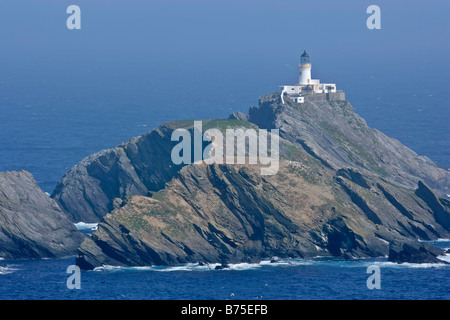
[1,58,449,300]
[1,7,450,298]
[1,60,449,300]
[1,240,449,300]
[1,58,449,194]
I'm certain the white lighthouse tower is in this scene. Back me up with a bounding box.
[280,50,343,104]
[298,50,312,85]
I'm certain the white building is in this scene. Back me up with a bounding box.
[280,51,338,104]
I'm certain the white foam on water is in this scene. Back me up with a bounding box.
[261,258,317,267]
[369,260,448,269]
[91,253,450,273]
[153,263,218,272]
[437,253,450,264]
[227,262,262,271]
[418,238,450,242]
[74,222,98,231]
[93,261,270,273]
[92,257,356,273]
[93,263,220,273]
[0,266,18,275]
[93,265,123,272]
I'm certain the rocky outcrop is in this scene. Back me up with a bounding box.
[76,158,450,269]
[53,95,450,225]
[75,143,450,269]
[0,171,84,259]
[415,181,450,231]
[50,92,450,269]
[388,239,447,264]
[228,111,249,121]
[51,119,258,223]
[249,93,449,196]
[51,122,186,222]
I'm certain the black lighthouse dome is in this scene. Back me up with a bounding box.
[301,50,310,64]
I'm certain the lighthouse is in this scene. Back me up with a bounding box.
[298,50,312,85]
[279,50,344,104]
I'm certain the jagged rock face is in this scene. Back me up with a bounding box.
[76,158,450,269]
[51,93,450,269]
[388,239,446,264]
[249,93,449,195]
[51,119,258,223]
[51,123,185,222]
[0,171,84,259]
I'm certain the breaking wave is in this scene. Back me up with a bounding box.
[92,259,310,273]
[0,265,18,275]
[91,258,356,273]
[91,253,450,273]
[91,235,450,273]
[418,238,450,243]
[74,222,98,232]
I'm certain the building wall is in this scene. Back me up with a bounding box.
[282,85,302,94]
[327,91,345,101]
[303,91,345,103]
[293,96,304,103]
[305,93,328,102]
[320,83,337,93]
[281,86,345,104]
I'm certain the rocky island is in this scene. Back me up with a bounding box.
[43,91,448,269]
[1,91,448,266]
[1,72,449,267]
[0,171,83,259]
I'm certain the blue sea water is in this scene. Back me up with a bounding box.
[0,61,449,300]
[0,0,449,301]
[1,240,449,300]
[1,60,449,300]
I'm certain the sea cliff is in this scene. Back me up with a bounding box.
[48,93,449,269]
[0,170,84,259]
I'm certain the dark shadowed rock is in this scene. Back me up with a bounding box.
[0,171,84,259]
[51,123,184,223]
[228,111,249,121]
[388,239,446,264]
[215,264,230,270]
[415,181,450,231]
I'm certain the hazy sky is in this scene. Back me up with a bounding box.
[1,0,448,116]
[0,0,448,69]
[0,0,449,189]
